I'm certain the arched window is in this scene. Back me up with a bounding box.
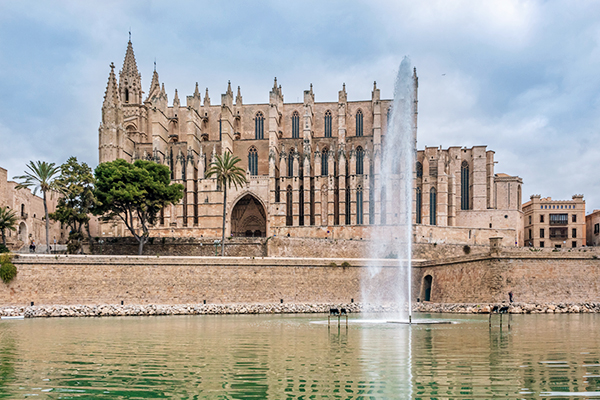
[125,88,129,103]
[461,160,469,210]
[275,178,280,203]
[20,204,25,217]
[248,146,258,176]
[356,109,363,137]
[356,146,364,175]
[416,162,423,178]
[292,111,300,139]
[299,185,304,226]
[345,186,351,225]
[255,111,264,140]
[430,187,437,225]
[517,185,522,211]
[288,149,295,177]
[286,185,293,226]
[356,186,363,224]
[416,187,422,224]
[324,110,332,138]
[321,148,329,176]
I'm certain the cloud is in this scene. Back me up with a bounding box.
[0,0,600,211]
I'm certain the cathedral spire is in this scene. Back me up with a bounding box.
[194,82,200,98]
[146,68,160,101]
[119,39,142,104]
[226,80,233,96]
[103,62,120,107]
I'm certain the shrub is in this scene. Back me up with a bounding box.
[329,262,337,268]
[0,254,16,284]
[0,244,9,254]
[463,245,471,255]
[341,261,351,268]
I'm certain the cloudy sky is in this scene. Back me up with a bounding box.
[1,1,600,211]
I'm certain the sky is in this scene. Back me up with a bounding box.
[1,1,600,211]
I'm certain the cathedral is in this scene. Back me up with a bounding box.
[98,40,524,246]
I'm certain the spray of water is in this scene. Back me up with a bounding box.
[363,57,416,322]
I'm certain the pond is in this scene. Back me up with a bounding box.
[0,313,599,398]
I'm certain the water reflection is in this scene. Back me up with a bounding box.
[0,314,598,398]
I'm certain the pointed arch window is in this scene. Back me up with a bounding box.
[416,162,423,178]
[356,109,363,137]
[461,160,469,210]
[324,110,332,138]
[356,146,364,175]
[430,187,437,225]
[286,185,293,226]
[248,146,258,176]
[255,111,264,140]
[356,186,364,225]
[345,186,351,225]
[416,187,422,224]
[321,148,329,176]
[288,149,295,177]
[125,88,129,103]
[299,185,304,226]
[292,111,300,139]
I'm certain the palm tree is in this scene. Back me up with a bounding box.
[14,161,62,254]
[0,206,18,248]
[205,152,247,256]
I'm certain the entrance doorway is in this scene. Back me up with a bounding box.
[18,222,27,243]
[230,194,266,237]
[422,275,433,302]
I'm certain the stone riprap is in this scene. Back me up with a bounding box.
[0,303,362,318]
[416,302,600,314]
[0,301,598,319]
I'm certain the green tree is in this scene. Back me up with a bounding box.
[13,161,61,254]
[93,159,184,255]
[205,152,247,256]
[49,157,96,254]
[0,206,18,249]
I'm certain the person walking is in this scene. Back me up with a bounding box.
[509,291,514,303]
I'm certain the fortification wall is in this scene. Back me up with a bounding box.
[5,250,600,309]
[415,251,600,304]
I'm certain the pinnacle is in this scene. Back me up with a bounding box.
[121,39,140,77]
[103,63,120,107]
[194,82,200,97]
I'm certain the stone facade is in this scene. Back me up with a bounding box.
[586,209,600,246]
[97,40,523,245]
[523,195,586,248]
[0,167,65,250]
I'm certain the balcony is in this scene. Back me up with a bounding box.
[549,213,568,226]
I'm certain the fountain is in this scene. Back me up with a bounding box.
[362,57,448,325]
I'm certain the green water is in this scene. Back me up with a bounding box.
[0,313,599,399]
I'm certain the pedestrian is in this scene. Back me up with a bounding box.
[31,239,36,253]
[509,291,513,303]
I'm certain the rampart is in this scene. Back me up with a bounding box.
[3,248,600,308]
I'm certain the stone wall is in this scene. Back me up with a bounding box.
[414,250,600,304]
[86,237,267,257]
[6,249,600,309]
[5,255,382,307]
